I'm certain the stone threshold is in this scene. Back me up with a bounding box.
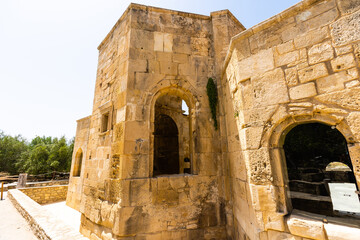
[7,189,88,240]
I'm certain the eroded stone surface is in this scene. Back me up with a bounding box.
[331,9,360,46]
[66,1,360,240]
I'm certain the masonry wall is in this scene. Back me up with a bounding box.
[67,116,90,210]
[20,185,68,204]
[224,0,360,239]
[68,4,245,240]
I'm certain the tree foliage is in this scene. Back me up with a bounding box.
[0,131,74,175]
[0,131,28,174]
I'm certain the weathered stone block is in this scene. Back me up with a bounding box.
[298,63,328,83]
[232,38,251,62]
[229,151,247,181]
[335,45,353,56]
[124,121,148,140]
[301,7,338,32]
[243,148,272,184]
[316,72,348,94]
[172,53,189,63]
[178,63,192,76]
[251,68,289,107]
[337,0,360,14]
[173,35,191,54]
[129,59,148,73]
[129,179,151,206]
[285,67,298,86]
[331,9,360,46]
[308,41,334,64]
[345,80,360,88]
[346,112,360,142]
[239,126,264,150]
[196,152,219,176]
[315,87,360,110]
[159,61,178,75]
[296,0,336,23]
[131,29,154,51]
[155,51,171,62]
[275,50,300,67]
[287,215,326,240]
[191,37,210,56]
[236,49,274,82]
[163,33,173,52]
[330,53,356,72]
[289,82,317,100]
[275,41,295,55]
[294,27,329,49]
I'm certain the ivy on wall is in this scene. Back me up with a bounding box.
[206,78,218,130]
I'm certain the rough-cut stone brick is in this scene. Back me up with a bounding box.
[331,53,356,72]
[294,27,329,49]
[236,49,274,82]
[275,50,300,67]
[317,72,347,94]
[251,68,289,107]
[308,41,334,64]
[289,82,317,100]
[298,63,328,83]
[285,67,298,86]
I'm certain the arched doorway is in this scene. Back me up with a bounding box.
[283,123,358,217]
[154,114,179,176]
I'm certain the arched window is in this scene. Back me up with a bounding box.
[73,149,83,177]
[154,114,179,175]
[283,123,359,218]
[153,94,191,176]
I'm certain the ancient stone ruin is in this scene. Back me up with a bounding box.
[66,0,360,239]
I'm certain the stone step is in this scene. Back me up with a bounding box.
[290,191,333,216]
[289,180,329,195]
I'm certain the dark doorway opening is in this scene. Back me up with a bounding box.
[73,150,83,177]
[153,114,180,176]
[283,123,357,217]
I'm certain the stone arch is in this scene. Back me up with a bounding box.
[149,85,198,177]
[73,148,83,177]
[265,114,359,215]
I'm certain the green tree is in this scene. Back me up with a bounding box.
[1,131,74,175]
[48,137,74,172]
[17,135,74,174]
[0,131,28,174]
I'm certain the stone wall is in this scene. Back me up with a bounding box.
[67,3,245,240]
[20,185,68,204]
[67,0,360,239]
[4,179,68,192]
[224,0,360,239]
[66,116,90,211]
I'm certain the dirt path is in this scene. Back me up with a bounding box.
[0,192,37,240]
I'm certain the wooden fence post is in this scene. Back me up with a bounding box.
[1,182,3,200]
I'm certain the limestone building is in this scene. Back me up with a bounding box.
[67,0,360,239]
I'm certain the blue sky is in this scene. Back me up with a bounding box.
[0,0,300,140]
